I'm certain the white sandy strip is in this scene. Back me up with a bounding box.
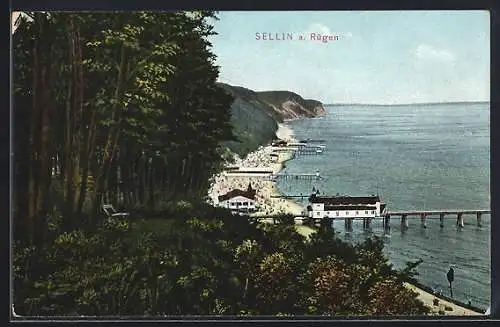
[403,283,483,316]
[295,225,317,241]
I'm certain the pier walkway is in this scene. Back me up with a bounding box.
[250,208,491,231]
[272,146,325,155]
[384,209,491,229]
[272,172,323,181]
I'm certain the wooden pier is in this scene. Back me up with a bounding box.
[299,139,326,144]
[297,148,325,155]
[384,210,490,229]
[272,146,325,156]
[250,209,490,232]
[272,171,322,181]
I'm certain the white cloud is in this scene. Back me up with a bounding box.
[304,23,333,36]
[301,23,353,41]
[414,44,456,63]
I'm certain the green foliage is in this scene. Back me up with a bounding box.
[368,276,430,316]
[12,11,429,318]
[13,11,236,246]
[13,204,430,316]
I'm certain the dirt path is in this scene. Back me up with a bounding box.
[404,282,483,316]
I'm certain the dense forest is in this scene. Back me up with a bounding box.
[12,11,429,317]
[13,11,236,246]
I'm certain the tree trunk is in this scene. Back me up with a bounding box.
[92,45,127,213]
[25,28,41,245]
[148,159,155,209]
[34,59,52,246]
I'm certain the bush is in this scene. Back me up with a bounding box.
[13,206,430,316]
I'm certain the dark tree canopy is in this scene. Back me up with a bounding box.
[13,11,236,245]
[12,12,430,318]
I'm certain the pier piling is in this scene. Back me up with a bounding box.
[456,213,464,228]
[366,217,372,229]
[477,213,482,227]
[345,218,353,231]
[384,214,391,231]
[440,213,445,228]
[420,214,427,228]
[401,214,408,231]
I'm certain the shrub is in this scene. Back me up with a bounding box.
[13,207,430,316]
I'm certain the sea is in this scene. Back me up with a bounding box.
[276,102,491,309]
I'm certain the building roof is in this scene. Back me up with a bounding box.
[324,205,376,211]
[218,183,256,202]
[309,194,381,205]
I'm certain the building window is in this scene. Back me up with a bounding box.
[317,212,320,216]
[243,202,248,206]
[356,211,359,215]
[371,210,375,214]
[346,211,349,215]
[365,211,368,214]
[237,202,242,206]
[336,211,339,216]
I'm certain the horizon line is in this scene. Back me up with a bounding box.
[325,100,490,106]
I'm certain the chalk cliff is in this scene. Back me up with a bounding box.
[217,83,327,156]
[256,90,327,120]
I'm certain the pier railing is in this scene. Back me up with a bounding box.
[249,209,490,231]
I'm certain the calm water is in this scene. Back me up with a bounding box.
[277,103,490,309]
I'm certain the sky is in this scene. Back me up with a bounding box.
[209,11,490,104]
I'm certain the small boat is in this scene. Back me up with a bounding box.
[316,149,323,154]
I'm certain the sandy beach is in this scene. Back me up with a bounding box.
[208,123,304,216]
[403,282,483,316]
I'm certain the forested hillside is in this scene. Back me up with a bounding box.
[218,83,280,156]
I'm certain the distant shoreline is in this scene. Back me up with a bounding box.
[325,101,490,106]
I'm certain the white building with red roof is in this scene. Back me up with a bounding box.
[217,183,257,213]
